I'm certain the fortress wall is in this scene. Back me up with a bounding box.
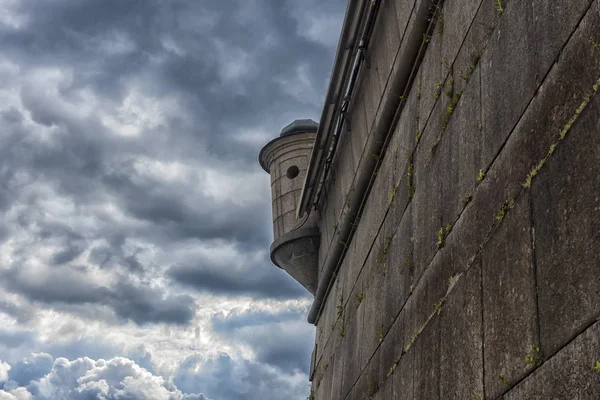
[310,0,600,399]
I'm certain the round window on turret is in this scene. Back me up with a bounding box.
[286,165,300,179]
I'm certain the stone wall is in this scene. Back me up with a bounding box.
[309,0,600,398]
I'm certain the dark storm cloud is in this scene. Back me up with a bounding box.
[2,0,343,163]
[167,254,308,300]
[1,267,196,325]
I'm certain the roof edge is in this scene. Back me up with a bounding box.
[297,0,366,216]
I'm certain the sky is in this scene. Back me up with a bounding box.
[0,1,346,399]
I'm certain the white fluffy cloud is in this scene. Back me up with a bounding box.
[0,361,10,382]
[2,357,209,400]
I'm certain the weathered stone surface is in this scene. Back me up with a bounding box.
[446,64,482,224]
[411,136,443,280]
[341,303,364,399]
[482,193,539,399]
[480,0,536,170]
[533,0,595,83]
[293,1,600,399]
[393,349,414,400]
[354,348,381,400]
[360,263,385,372]
[381,204,413,331]
[440,0,481,66]
[363,63,383,131]
[348,93,369,170]
[409,244,455,343]
[378,307,406,390]
[503,321,600,400]
[394,0,415,46]
[331,347,345,400]
[417,25,445,135]
[439,258,484,400]
[412,317,440,400]
[373,0,401,91]
[532,89,600,356]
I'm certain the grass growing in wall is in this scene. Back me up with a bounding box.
[387,362,398,377]
[525,344,544,367]
[461,55,481,82]
[476,169,486,182]
[494,0,504,14]
[592,38,600,56]
[356,290,365,304]
[594,361,600,373]
[498,374,510,387]
[524,77,600,189]
[431,91,463,153]
[461,193,473,208]
[407,157,415,199]
[436,10,444,35]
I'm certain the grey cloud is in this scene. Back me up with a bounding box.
[168,256,308,300]
[6,353,54,388]
[211,308,314,374]
[0,329,36,349]
[1,267,196,326]
[174,353,309,400]
[0,0,345,396]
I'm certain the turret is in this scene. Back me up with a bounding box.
[259,119,320,295]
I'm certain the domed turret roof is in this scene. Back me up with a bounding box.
[279,119,318,137]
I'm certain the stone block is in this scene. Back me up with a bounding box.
[482,193,539,399]
[409,244,455,343]
[532,89,600,356]
[331,347,345,400]
[439,258,484,400]
[377,371,394,400]
[446,64,482,223]
[393,349,414,400]
[378,306,406,389]
[503,321,600,400]
[373,0,402,91]
[411,140,443,280]
[354,348,381,400]
[360,265,385,372]
[533,0,594,84]
[418,26,445,135]
[363,63,383,130]
[341,303,364,399]
[394,0,415,45]
[352,181,385,275]
[348,92,369,170]
[381,204,414,331]
[480,0,536,171]
[412,316,440,400]
[440,0,481,66]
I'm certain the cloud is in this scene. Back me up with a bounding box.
[0,0,346,398]
[211,307,314,374]
[1,267,196,326]
[27,356,208,400]
[0,361,10,382]
[1,353,310,400]
[0,388,33,400]
[5,354,53,387]
[174,353,309,400]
